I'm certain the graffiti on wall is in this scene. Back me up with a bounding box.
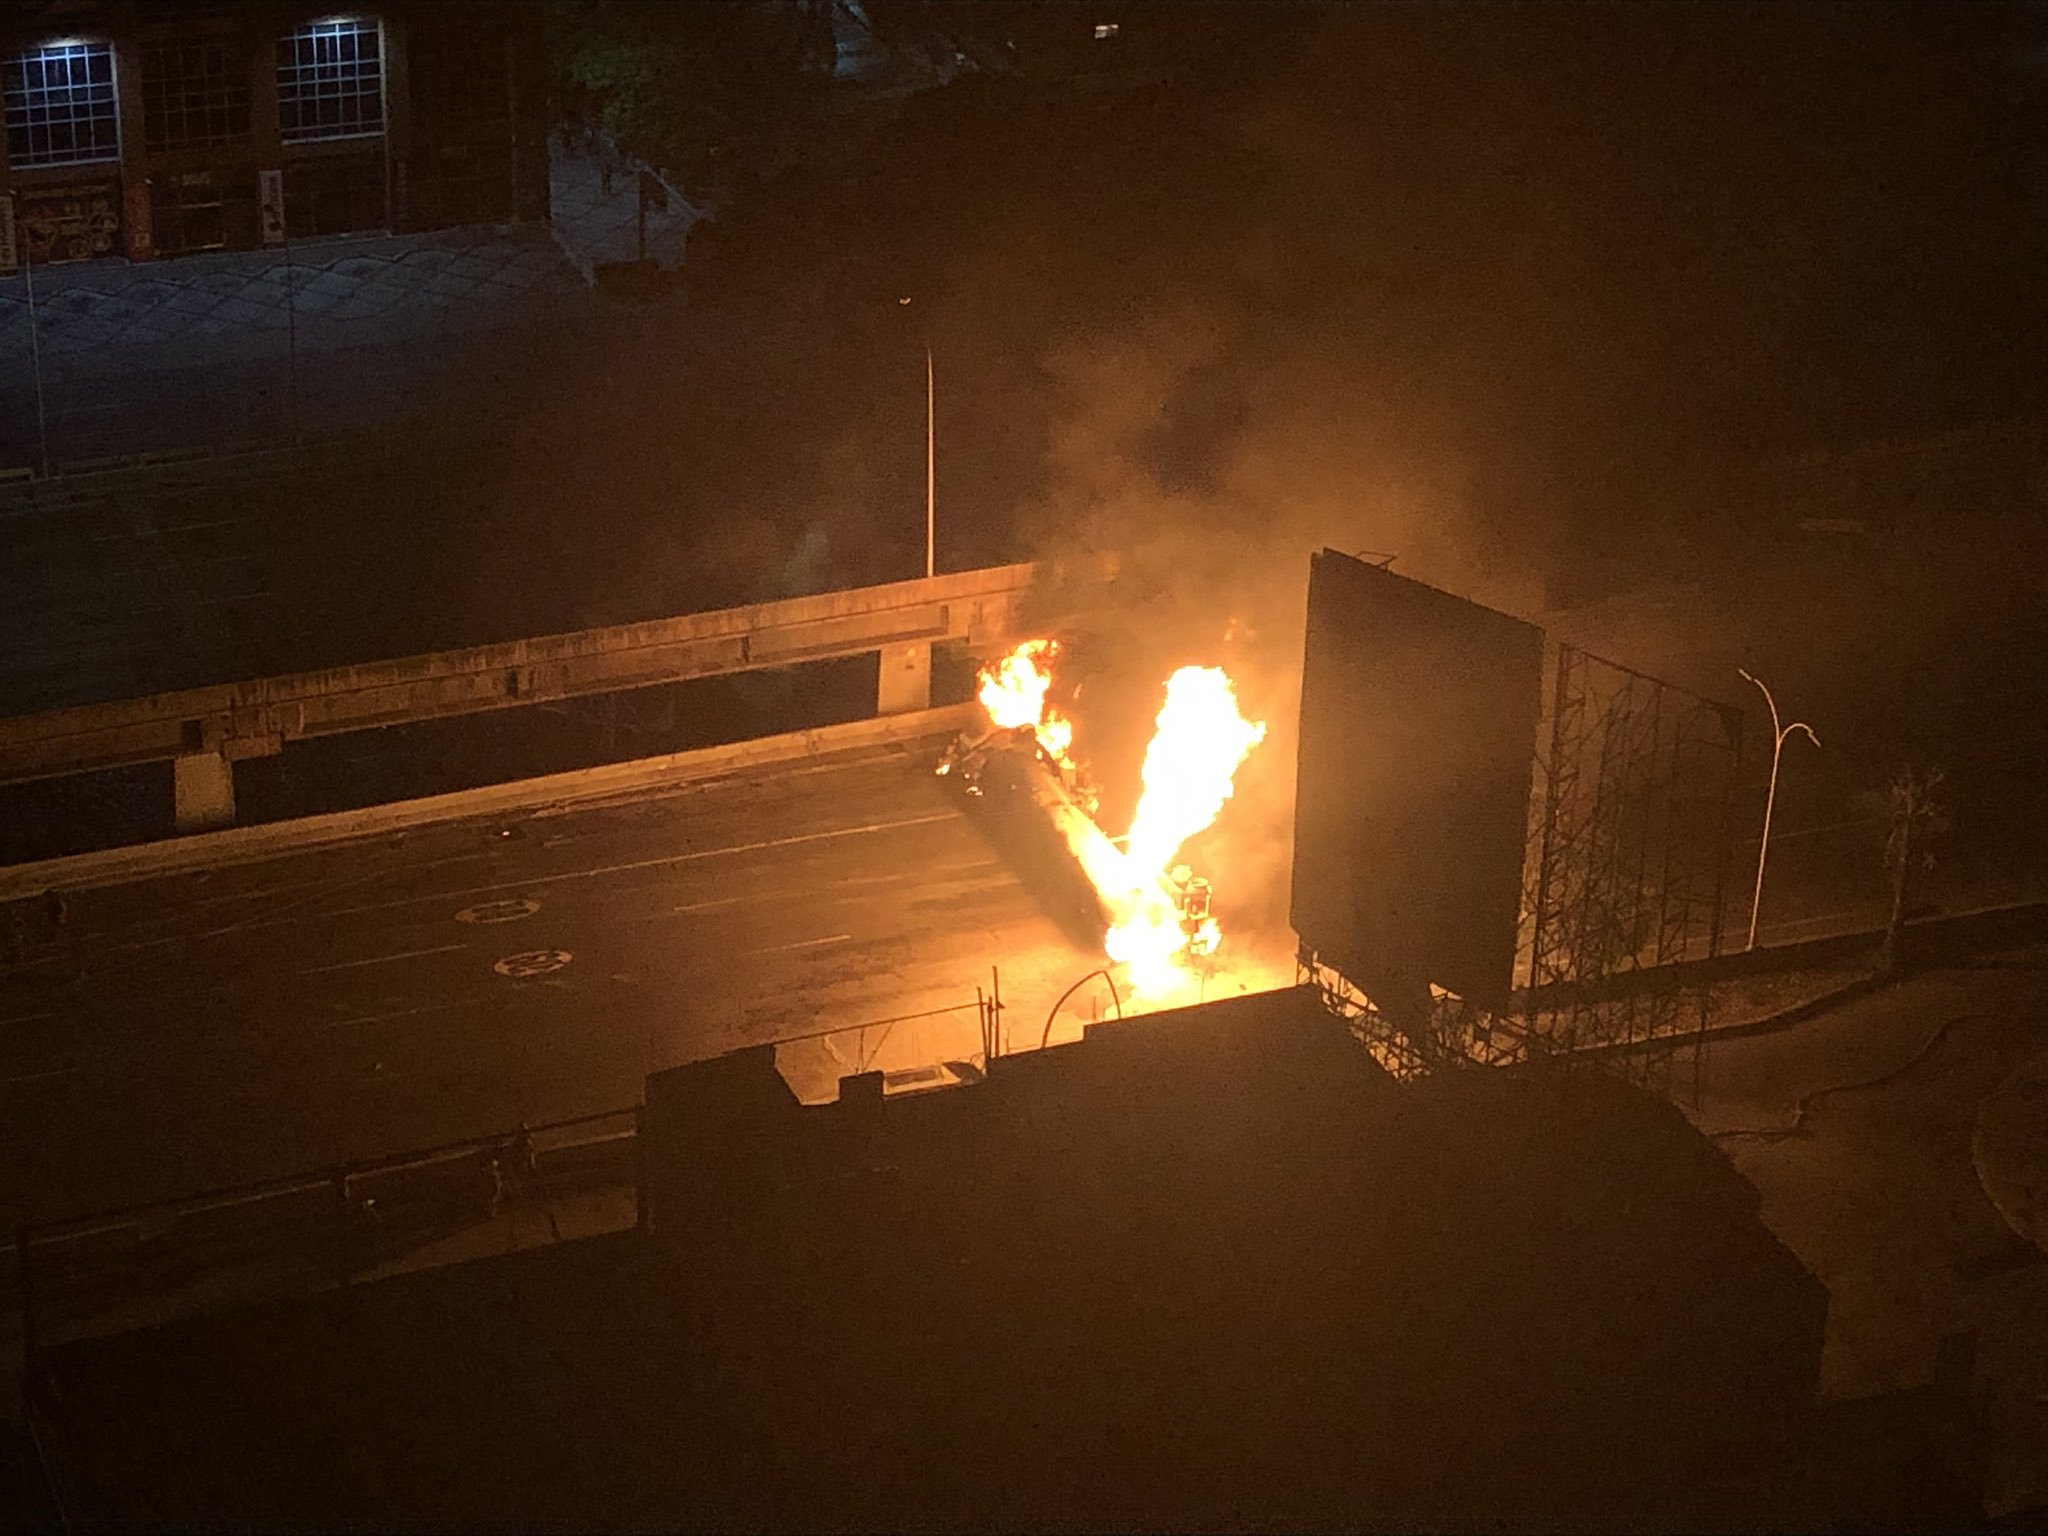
[13,180,122,264]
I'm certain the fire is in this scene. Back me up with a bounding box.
[1122,667,1268,878]
[1104,667,1266,995]
[968,642,1265,999]
[976,640,1076,772]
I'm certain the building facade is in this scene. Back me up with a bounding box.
[0,1,547,269]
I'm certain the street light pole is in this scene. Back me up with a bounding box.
[1739,667,1820,952]
[925,343,935,579]
[14,198,50,476]
[900,296,935,579]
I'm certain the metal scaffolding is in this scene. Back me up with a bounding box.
[1297,943,1523,1082]
[1298,640,1740,1096]
[1520,646,1743,1089]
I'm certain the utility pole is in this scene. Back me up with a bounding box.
[925,343,935,578]
[16,198,49,476]
[900,296,935,578]
[282,229,300,454]
[1739,668,1820,952]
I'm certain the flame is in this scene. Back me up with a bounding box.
[1122,668,1268,877]
[977,640,1077,772]
[970,642,1265,1001]
[1103,667,1267,996]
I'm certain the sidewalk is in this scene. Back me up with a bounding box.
[0,133,718,471]
[546,137,701,281]
[0,222,587,367]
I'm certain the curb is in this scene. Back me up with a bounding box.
[0,703,978,902]
[1582,971,1888,1064]
[1973,1051,2048,1257]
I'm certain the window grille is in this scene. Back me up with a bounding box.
[150,168,230,255]
[3,41,120,168]
[275,18,383,143]
[283,148,386,236]
[141,37,250,150]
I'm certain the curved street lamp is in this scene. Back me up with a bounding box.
[1738,667,1820,952]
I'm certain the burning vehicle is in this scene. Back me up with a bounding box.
[940,639,1264,997]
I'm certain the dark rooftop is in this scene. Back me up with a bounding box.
[33,985,1827,1530]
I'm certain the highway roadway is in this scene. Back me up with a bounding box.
[0,737,1224,1230]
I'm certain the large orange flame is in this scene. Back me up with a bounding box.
[976,640,1076,771]
[1104,667,1266,996]
[970,643,1265,1000]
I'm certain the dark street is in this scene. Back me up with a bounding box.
[2,1,2046,1528]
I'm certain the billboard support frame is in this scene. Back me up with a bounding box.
[1518,645,1744,1094]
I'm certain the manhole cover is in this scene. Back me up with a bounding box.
[457,898,540,925]
[493,949,572,979]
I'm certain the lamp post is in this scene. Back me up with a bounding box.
[1739,667,1820,952]
[899,296,934,578]
[10,195,50,475]
[925,342,935,578]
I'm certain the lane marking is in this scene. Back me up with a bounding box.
[455,898,541,925]
[299,943,467,976]
[494,949,573,979]
[750,934,853,955]
[644,865,948,920]
[166,516,253,534]
[668,895,748,915]
[323,996,487,1030]
[323,810,961,918]
[3,1065,77,1087]
[0,1010,61,1028]
[92,848,497,958]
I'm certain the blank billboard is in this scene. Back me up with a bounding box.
[1291,551,1544,1011]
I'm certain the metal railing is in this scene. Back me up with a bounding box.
[767,980,1005,1103]
[6,1104,642,1360]
[1,974,1040,1356]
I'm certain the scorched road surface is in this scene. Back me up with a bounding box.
[0,741,1098,1229]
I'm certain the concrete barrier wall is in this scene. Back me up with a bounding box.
[0,702,979,901]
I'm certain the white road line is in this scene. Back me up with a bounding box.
[653,869,935,919]
[166,516,253,534]
[750,934,853,955]
[299,943,468,975]
[93,849,496,957]
[325,810,961,917]
[323,996,487,1030]
[0,1010,60,1027]
[3,1065,77,1087]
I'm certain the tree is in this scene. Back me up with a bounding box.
[1879,765,1948,976]
[545,1,831,196]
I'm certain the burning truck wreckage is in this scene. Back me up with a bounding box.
[937,639,1268,1003]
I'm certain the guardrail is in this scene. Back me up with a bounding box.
[0,560,1049,831]
[2,982,1021,1358]
[0,562,1037,786]
[6,1105,645,1360]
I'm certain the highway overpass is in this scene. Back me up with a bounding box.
[0,562,1054,833]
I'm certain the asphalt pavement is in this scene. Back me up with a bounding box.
[0,741,1151,1230]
